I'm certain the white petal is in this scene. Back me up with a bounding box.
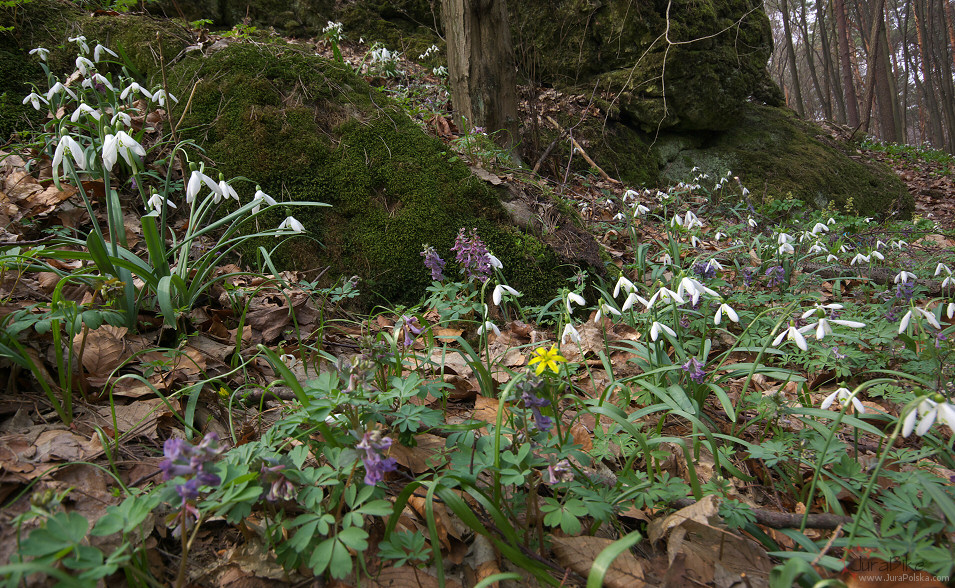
[820,391,838,410]
[902,408,918,437]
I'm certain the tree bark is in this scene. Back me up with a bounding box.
[779,0,805,116]
[441,0,520,156]
[833,0,860,126]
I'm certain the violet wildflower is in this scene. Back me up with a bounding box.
[894,281,916,302]
[765,265,785,288]
[260,460,296,502]
[742,268,756,287]
[519,379,553,432]
[693,262,716,280]
[420,244,446,281]
[357,430,398,485]
[682,357,706,384]
[159,433,223,537]
[452,228,492,281]
[546,459,574,484]
[397,314,424,347]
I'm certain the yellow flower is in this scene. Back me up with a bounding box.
[528,345,566,375]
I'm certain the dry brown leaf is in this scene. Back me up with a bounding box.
[389,434,448,474]
[95,398,169,439]
[34,429,101,463]
[72,325,128,376]
[569,422,593,452]
[471,395,503,428]
[407,495,451,552]
[432,327,463,342]
[551,535,647,588]
[364,566,461,588]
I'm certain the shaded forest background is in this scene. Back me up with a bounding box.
[765,0,955,153]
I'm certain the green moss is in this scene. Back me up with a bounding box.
[339,0,441,59]
[169,42,573,306]
[657,104,913,218]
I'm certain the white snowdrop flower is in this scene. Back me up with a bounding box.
[811,223,829,235]
[870,250,884,261]
[706,258,723,272]
[646,287,685,308]
[186,170,219,204]
[561,323,581,345]
[70,102,101,123]
[110,111,131,127]
[875,240,887,249]
[492,284,519,306]
[120,82,153,101]
[684,211,703,230]
[146,192,175,214]
[660,253,673,266]
[92,73,115,92]
[22,92,48,110]
[633,204,650,217]
[863,217,873,223]
[613,212,625,221]
[670,214,683,228]
[279,354,298,369]
[807,243,825,255]
[251,188,277,213]
[623,189,638,202]
[75,56,94,76]
[69,35,89,54]
[594,301,621,323]
[747,216,757,228]
[689,235,703,248]
[772,324,808,351]
[826,254,839,263]
[46,81,77,101]
[801,317,865,341]
[218,179,239,202]
[947,303,955,319]
[278,216,305,233]
[488,254,503,270]
[153,89,178,107]
[101,130,145,171]
[778,242,795,255]
[649,321,676,341]
[52,134,87,175]
[677,277,717,306]
[29,47,49,61]
[935,263,952,277]
[690,166,699,172]
[713,232,725,241]
[614,275,636,299]
[903,397,955,437]
[839,244,849,253]
[898,305,941,334]
[891,240,907,250]
[566,292,586,315]
[850,253,869,265]
[741,187,750,196]
[714,302,738,325]
[894,271,917,284]
[621,291,650,312]
[820,387,865,414]
[827,217,836,225]
[477,321,500,337]
[93,43,117,63]
[777,232,794,245]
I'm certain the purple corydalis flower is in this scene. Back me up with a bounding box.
[682,357,706,384]
[693,262,716,280]
[398,315,424,347]
[546,459,573,484]
[452,228,491,282]
[766,265,785,288]
[159,432,223,488]
[260,461,295,502]
[742,268,756,287]
[421,244,446,281]
[894,281,916,302]
[357,430,398,485]
[520,384,553,432]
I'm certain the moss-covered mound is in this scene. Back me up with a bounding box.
[656,105,913,218]
[510,0,782,132]
[167,41,580,305]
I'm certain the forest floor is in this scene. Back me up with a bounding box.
[1,26,954,588]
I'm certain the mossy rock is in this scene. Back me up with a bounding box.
[510,0,781,132]
[656,104,912,218]
[167,41,588,305]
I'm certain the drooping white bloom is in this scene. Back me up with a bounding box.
[684,210,703,230]
[623,189,638,202]
[713,232,725,241]
[46,81,77,101]
[614,275,635,299]
[22,92,48,110]
[146,192,176,213]
[251,188,277,213]
[777,232,794,245]
[70,102,101,123]
[875,240,887,249]
[566,292,586,315]
[898,305,942,334]
[870,250,884,261]
[92,73,115,92]
[649,321,676,341]
[186,170,220,204]
[827,217,836,225]
[477,320,500,337]
[850,253,869,265]
[218,179,239,202]
[622,291,650,312]
[659,253,673,266]
[488,254,503,270]
[29,47,49,61]
[633,203,650,217]
[689,235,703,248]
[902,397,955,437]
[772,324,808,351]
[594,301,621,323]
[102,130,145,171]
[935,264,953,288]
[800,317,866,340]
[75,56,94,76]
[670,214,684,228]
[747,216,758,228]
[891,240,907,250]
[894,271,917,284]
[826,253,839,263]
[820,387,865,414]
[613,212,625,221]
[561,323,581,344]
[714,302,738,325]
[646,287,685,309]
[278,216,305,233]
[935,263,952,277]
[120,82,153,101]
[676,277,718,306]
[948,303,955,319]
[492,284,519,306]
[778,242,795,255]
[69,35,89,54]
[52,135,87,177]
[153,89,179,107]
[93,43,117,63]
[811,222,829,235]
[110,111,131,127]
[807,243,825,255]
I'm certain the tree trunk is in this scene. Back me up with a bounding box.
[798,0,830,118]
[913,0,945,147]
[824,0,848,123]
[833,0,859,126]
[441,0,520,156]
[779,0,805,116]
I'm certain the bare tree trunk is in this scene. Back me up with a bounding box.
[834,0,860,125]
[914,0,946,146]
[932,0,955,151]
[779,0,805,116]
[799,0,831,118]
[441,0,520,157]
[824,0,848,123]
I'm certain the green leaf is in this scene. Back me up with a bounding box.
[586,530,643,588]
